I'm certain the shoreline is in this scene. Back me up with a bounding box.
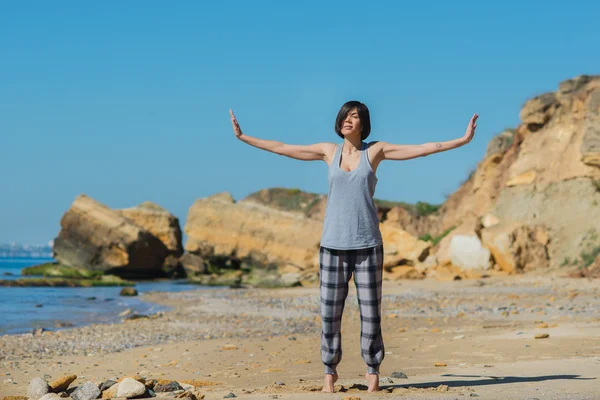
[2,275,600,398]
[0,278,221,336]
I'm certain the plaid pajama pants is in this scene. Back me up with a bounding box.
[319,244,385,375]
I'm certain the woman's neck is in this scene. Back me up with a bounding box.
[343,137,363,154]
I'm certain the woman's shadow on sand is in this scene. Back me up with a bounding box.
[375,373,596,391]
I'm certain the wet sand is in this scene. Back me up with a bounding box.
[1,275,599,399]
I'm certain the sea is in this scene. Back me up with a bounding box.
[0,258,217,335]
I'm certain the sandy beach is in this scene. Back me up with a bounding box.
[2,275,599,399]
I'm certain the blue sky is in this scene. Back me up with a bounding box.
[1,1,599,244]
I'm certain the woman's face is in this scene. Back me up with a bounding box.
[340,108,362,138]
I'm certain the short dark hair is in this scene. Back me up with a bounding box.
[334,101,371,140]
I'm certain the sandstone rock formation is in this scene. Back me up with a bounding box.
[118,201,183,257]
[184,192,323,270]
[53,195,170,278]
[481,222,550,273]
[430,75,600,269]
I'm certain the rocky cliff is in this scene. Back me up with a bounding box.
[430,75,600,271]
[183,74,600,279]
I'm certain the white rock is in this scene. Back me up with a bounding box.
[448,235,491,270]
[481,214,500,228]
[28,377,50,400]
[117,377,146,398]
[180,382,194,391]
[39,394,61,400]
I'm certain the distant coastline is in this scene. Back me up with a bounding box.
[0,243,53,259]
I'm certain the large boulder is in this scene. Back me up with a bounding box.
[481,222,550,274]
[179,252,207,276]
[118,201,183,257]
[379,223,430,269]
[184,192,323,270]
[53,195,169,278]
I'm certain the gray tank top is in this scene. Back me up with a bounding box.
[320,141,383,250]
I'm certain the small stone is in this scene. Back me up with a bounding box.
[101,382,120,398]
[116,378,146,398]
[535,333,550,339]
[221,344,238,350]
[437,384,449,391]
[179,383,194,391]
[28,377,50,400]
[38,395,61,400]
[71,381,101,400]
[391,371,408,379]
[288,336,297,341]
[175,391,197,400]
[453,334,465,340]
[434,362,447,367]
[379,377,393,384]
[49,374,77,392]
[223,393,236,398]
[99,379,117,391]
[470,393,479,397]
[154,381,183,392]
[275,381,285,385]
[119,287,138,296]
[145,379,157,389]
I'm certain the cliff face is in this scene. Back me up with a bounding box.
[182,75,600,276]
[432,75,600,269]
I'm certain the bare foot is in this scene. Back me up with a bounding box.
[365,373,380,392]
[322,373,338,393]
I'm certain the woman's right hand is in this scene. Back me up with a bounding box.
[230,109,243,139]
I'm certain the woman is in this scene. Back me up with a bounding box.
[229,101,477,392]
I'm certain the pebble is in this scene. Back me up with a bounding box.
[27,377,50,400]
[49,374,77,392]
[391,371,408,379]
[99,379,117,391]
[154,381,183,392]
[116,378,146,398]
[535,333,550,339]
[71,381,101,400]
[119,287,138,296]
[38,394,61,400]
[453,334,465,340]
[223,393,237,398]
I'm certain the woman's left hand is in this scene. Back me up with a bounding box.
[463,113,478,144]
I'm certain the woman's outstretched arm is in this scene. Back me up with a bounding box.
[371,113,478,162]
[230,109,336,162]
